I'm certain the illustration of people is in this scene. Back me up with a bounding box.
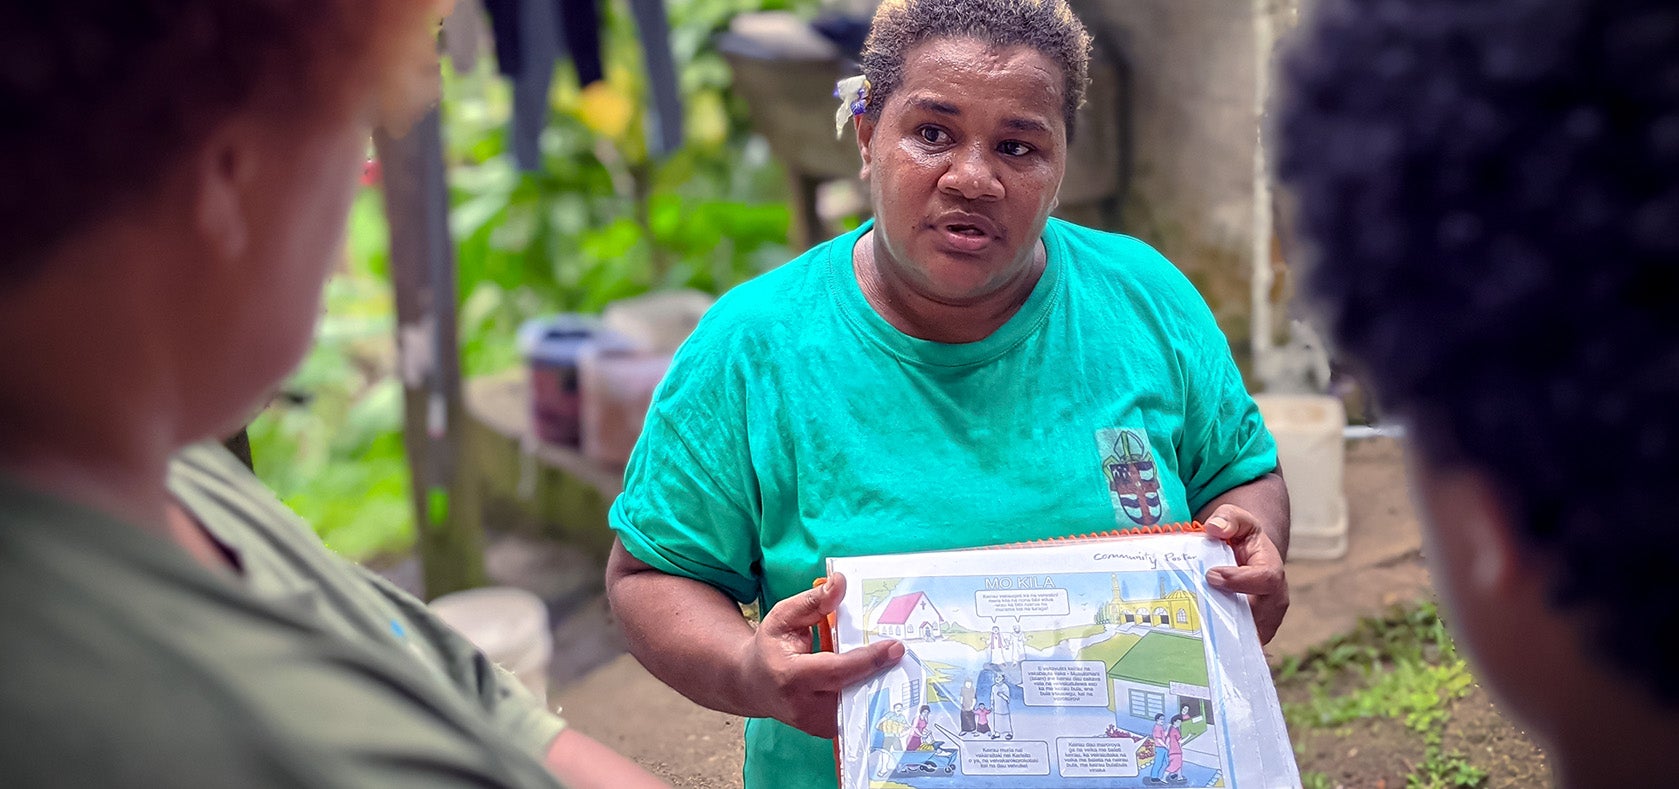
[877,702,909,752]
[974,704,991,737]
[1164,715,1187,783]
[989,674,1014,740]
[959,679,978,734]
[1011,624,1026,664]
[1146,715,1187,784]
[904,705,931,751]
[1145,713,1169,783]
[988,625,1008,665]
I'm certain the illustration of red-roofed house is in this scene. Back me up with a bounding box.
[875,592,945,641]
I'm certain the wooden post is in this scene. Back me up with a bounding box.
[374,105,488,598]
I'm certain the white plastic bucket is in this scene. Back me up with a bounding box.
[430,587,554,699]
[1254,393,1349,561]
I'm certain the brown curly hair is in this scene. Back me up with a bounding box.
[0,0,446,288]
[860,0,1092,139]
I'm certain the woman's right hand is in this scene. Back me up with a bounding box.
[737,572,905,738]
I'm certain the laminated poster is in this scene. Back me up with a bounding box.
[828,530,1300,789]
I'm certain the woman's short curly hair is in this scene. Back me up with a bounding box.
[1279,0,1679,704]
[0,0,445,289]
[861,0,1092,140]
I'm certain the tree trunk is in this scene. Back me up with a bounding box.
[374,105,487,599]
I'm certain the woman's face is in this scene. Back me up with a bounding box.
[857,37,1067,304]
[177,108,370,441]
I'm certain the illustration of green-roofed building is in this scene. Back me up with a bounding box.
[1108,631,1217,746]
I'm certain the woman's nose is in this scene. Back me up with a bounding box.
[938,144,1003,201]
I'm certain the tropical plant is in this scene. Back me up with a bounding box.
[251,0,816,561]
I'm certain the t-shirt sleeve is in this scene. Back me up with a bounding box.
[1165,272,1280,515]
[609,314,763,604]
[353,565,568,759]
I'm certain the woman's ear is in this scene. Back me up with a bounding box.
[856,115,876,181]
[1408,456,1522,599]
[192,125,255,265]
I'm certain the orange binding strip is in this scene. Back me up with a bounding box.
[994,521,1203,550]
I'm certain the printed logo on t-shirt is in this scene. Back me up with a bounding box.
[1096,428,1166,526]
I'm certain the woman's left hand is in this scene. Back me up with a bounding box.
[1202,504,1289,644]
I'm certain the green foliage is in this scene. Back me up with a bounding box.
[1278,602,1490,789]
[250,0,815,561]
[1299,770,1333,789]
[1282,603,1474,742]
[1276,601,1461,687]
[1407,745,1489,789]
[439,0,808,380]
[1294,655,1474,738]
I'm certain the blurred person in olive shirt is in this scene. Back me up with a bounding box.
[0,3,662,787]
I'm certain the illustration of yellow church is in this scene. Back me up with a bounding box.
[1099,574,1201,631]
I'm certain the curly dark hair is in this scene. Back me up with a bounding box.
[861,0,1092,140]
[0,1,442,289]
[1278,0,1679,703]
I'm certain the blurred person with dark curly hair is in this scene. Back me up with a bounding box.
[604,1,1291,785]
[0,3,662,786]
[1278,1,1679,785]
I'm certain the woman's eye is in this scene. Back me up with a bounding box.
[918,127,949,145]
[1000,141,1034,157]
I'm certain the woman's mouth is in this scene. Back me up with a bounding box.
[939,224,994,253]
[933,214,1000,253]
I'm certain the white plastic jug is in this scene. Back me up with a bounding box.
[1254,393,1349,561]
[430,587,554,699]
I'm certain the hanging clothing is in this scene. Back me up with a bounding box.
[626,0,684,157]
[557,0,605,86]
[482,0,684,171]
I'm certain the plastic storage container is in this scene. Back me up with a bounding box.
[601,289,716,354]
[429,587,554,700]
[1254,393,1349,560]
[579,340,673,468]
[518,316,601,447]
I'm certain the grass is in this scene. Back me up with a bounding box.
[1409,745,1490,789]
[1077,631,1143,671]
[1278,602,1490,789]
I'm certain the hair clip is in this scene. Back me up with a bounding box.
[833,75,871,139]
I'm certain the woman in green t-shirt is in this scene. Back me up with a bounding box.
[605,1,1291,786]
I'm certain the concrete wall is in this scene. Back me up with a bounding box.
[1073,0,1307,362]
[1071,0,1270,349]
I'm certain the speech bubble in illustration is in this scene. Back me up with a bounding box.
[957,740,1052,776]
[975,588,1071,619]
[1056,737,1140,777]
[1021,660,1110,707]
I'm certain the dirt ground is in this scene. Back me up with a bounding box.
[1280,684,1550,789]
[545,438,1547,788]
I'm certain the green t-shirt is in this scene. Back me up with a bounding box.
[0,444,565,787]
[610,219,1277,788]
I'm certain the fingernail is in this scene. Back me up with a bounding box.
[1206,517,1226,531]
[884,641,905,664]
